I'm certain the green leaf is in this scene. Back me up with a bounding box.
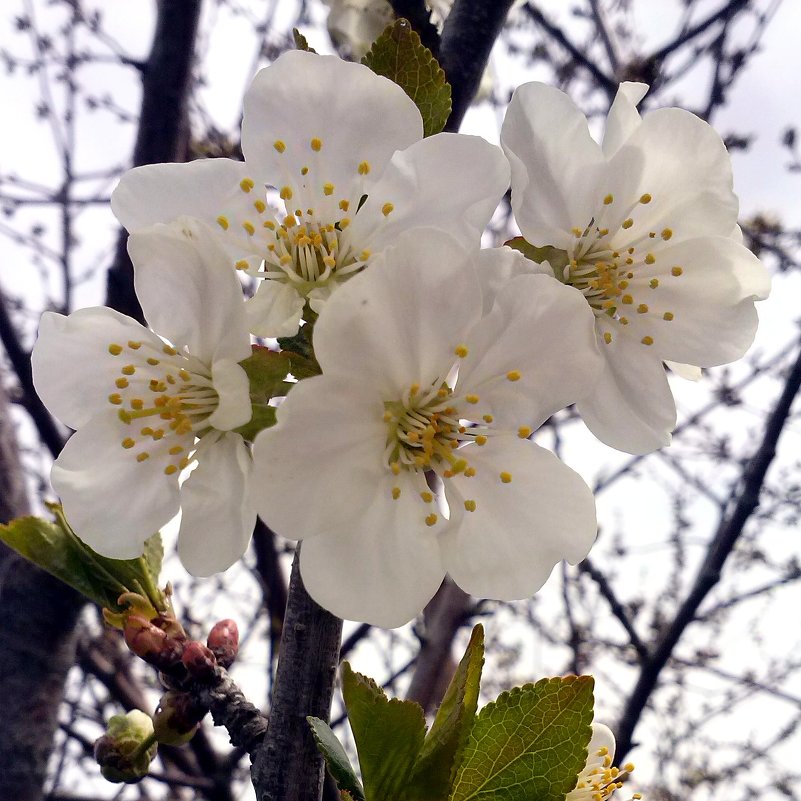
[362,18,451,137]
[449,676,594,801]
[0,513,165,613]
[307,717,366,801]
[293,28,316,53]
[408,624,485,800]
[341,662,427,801]
[505,237,570,273]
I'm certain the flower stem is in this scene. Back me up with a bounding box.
[251,543,343,801]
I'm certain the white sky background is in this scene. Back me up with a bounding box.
[2,1,801,799]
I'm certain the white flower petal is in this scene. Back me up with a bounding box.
[441,435,596,600]
[241,51,422,193]
[475,246,550,315]
[349,133,509,253]
[577,332,676,454]
[129,219,252,364]
[51,414,180,559]
[299,473,446,627]
[313,230,482,395]
[111,159,254,253]
[457,273,602,428]
[501,82,605,249]
[178,432,255,576]
[666,361,702,381]
[602,81,648,159]
[251,375,388,538]
[207,360,251,431]
[32,308,159,430]
[246,280,306,338]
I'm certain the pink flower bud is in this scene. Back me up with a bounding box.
[207,619,239,668]
[181,640,217,681]
[123,615,184,671]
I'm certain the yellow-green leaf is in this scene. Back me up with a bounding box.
[341,662,427,801]
[409,624,485,799]
[449,676,594,801]
[362,18,451,137]
[307,717,365,801]
[505,236,569,273]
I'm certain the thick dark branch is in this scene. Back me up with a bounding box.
[614,337,801,761]
[105,0,202,322]
[439,0,516,131]
[251,546,342,801]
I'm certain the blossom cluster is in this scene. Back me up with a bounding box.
[32,50,768,627]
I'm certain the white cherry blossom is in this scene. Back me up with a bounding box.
[250,230,601,627]
[32,220,255,575]
[501,81,770,454]
[111,50,509,339]
[566,724,638,801]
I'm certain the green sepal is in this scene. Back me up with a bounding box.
[307,716,366,801]
[408,624,485,800]
[449,675,594,801]
[505,236,569,274]
[293,28,316,53]
[341,662,427,801]
[0,505,165,615]
[362,18,452,137]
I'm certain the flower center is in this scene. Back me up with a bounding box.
[567,748,639,801]
[106,338,220,476]
[216,135,396,299]
[560,191,682,348]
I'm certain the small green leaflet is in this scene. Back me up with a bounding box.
[307,717,365,801]
[293,28,316,53]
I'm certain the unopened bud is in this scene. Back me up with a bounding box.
[182,640,217,681]
[153,690,206,745]
[124,615,184,671]
[94,710,157,783]
[207,619,239,668]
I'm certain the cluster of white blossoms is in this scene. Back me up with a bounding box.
[32,50,768,627]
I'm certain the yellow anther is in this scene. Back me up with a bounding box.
[621,294,633,305]
[254,199,266,214]
[425,513,438,527]
[464,466,476,477]
[381,202,394,216]
[620,316,629,325]
[127,340,141,350]
[235,259,249,271]
[518,426,532,438]
[283,214,298,227]
[280,255,292,266]
[571,227,583,237]
[136,452,150,462]
[639,193,652,204]
[464,500,477,512]
[438,388,449,398]
[121,364,135,375]
[649,278,659,289]
[273,140,286,153]
[618,280,629,290]
[418,491,432,504]
[108,393,122,405]
[358,160,370,174]
[622,218,633,229]
[323,256,336,268]
[216,215,229,230]
[506,370,521,382]
[661,228,673,240]
[108,343,123,355]
[644,253,655,265]
[115,377,129,389]
[130,399,144,410]
[637,303,649,314]
[649,231,656,238]
[603,194,614,205]
[641,335,654,346]
[390,462,401,475]
[141,426,153,436]
[339,199,350,211]
[178,368,191,381]
[264,220,276,230]
[392,486,401,500]
[164,465,178,475]
[168,445,183,455]
[632,794,642,799]
[663,311,674,321]
[483,414,493,423]
[409,383,420,395]
[146,357,160,366]
[455,344,469,358]
[603,331,612,344]
[465,394,479,404]
[240,178,255,193]
[152,429,165,440]
[310,137,322,151]
[671,265,683,276]
[121,437,135,449]
[500,472,513,483]
[339,217,350,229]
[279,185,293,200]
[243,221,256,236]
[475,435,488,446]
[360,249,371,261]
